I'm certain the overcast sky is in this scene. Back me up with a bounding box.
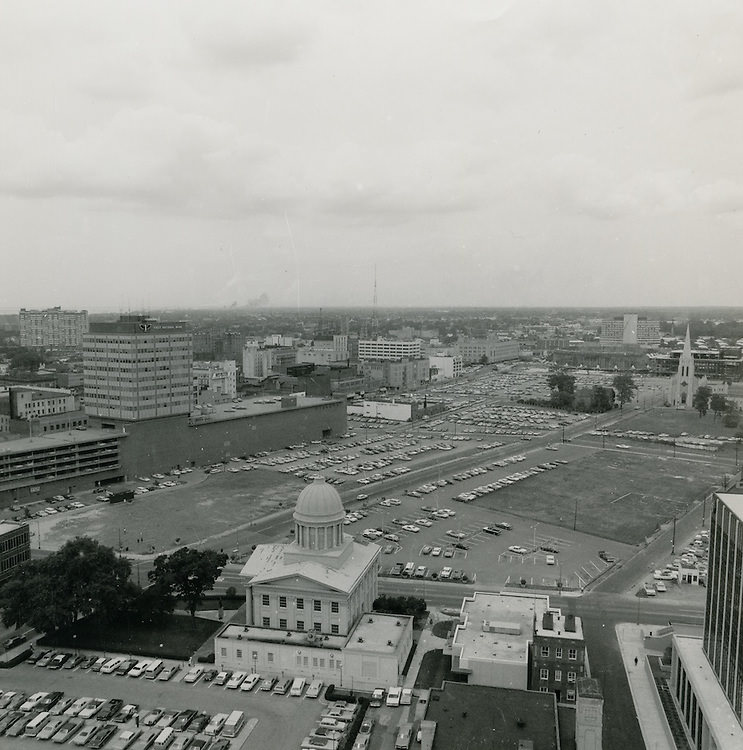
[2,1,742,311]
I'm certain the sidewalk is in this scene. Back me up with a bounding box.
[615,623,674,750]
[402,623,447,689]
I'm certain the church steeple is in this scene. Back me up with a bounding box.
[671,324,696,409]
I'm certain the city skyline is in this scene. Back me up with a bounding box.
[2,1,743,310]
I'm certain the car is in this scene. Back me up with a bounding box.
[420,545,433,555]
[97,698,124,722]
[157,664,180,681]
[508,545,527,555]
[495,522,512,530]
[546,555,556,565]
[260,676,278,691]
[443,548,455,558]
[655,581,667,593]
[415,518,433,527]
[88,724,118,749]
[79,698,106,719]
[71,721,99,746]
[383,533,400,542]
[240,673,261,692]
[202,668,218,682]
[142,708,165,726]
[189,713,210,734]
[643,583,656,596]
[113,704,138,723]
[115,658,138,676]
[101,656,125,674]
[431,547,442,556]
[3,634,27,650]
[214,670,232,685]
[64,697,92,717]
[383,545,395,554]
[37,650,57,668]
[51,718,85,744]
[390,563,404,576]
[539,544,559,554]
[156,708,180,727]
[50,698,76,716]
[402,525,421,533]
[37,716,69,741]
[226,670,247,689]
[440,567,453,580]
[370,688,385,707]
[27,649,50,665]
[453,542,469,550]
[414,565,427,578]
[598,550,617,563]
[483,526,502,535]
[356,494,369,501]
[108,728,141,750]
[183,665,204,683]
[64,654,86,670]
[446,530,466,539]
[38,691,64,711]
[171,709,197,731]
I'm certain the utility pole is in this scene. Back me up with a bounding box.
[671,516,676,554]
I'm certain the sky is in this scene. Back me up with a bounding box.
[2,1,743,311]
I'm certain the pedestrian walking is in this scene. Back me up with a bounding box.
[634,656,638,667]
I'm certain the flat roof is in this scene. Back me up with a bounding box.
[427,681,558,750]
[344,613,412,654]
[0,521,27,536]
[535,610,584,641]
[453,592,549,666]
[673,634,743,748]
[0,428,124,456]
[217,623,346,650]
[717,493,743,521]
[190,394,340,423]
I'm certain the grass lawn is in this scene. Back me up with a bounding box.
[37,468,306,553]
[413,649,466,689]
[39,613,222,660]
[625,407,740,440]
[432,620,456,639]
[474,449,720,545]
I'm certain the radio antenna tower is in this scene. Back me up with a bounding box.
[371,265,378,339]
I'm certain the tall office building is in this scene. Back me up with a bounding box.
[358,339,421,361]
[83,315,192,421]
[599,314,660,346]
[19,307,89,349]
[703,493,743,719]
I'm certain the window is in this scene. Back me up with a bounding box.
[262,617,270,627]
[220,647,227,657]
[297,598,304,609]
[554,670,562,682]
[279,619,287,630]
[331,601,339,614]
[236,649,242,658]
[320,658,325,668]
[261,594,269,606]
[568,672,576,683]
[331,624,339,635]
[540,668,549,681]
[296,654,302,666]
[313,657,318,667]
[540,646,550,657]
[267,652,274,663]
[568,648,577,660]
[555,647,563,659]
[567,689,576,702]
[279,596,287,608]
[314,622,321,632]
[314,600,322,612]
[539,687,549,693]
[297,620,305,631]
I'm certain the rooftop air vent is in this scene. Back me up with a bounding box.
[358,637,364,643]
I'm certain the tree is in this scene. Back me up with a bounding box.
[148,547,228,618]
[692,386,712,418]
[590,386,615,413]
[612,374,638,411]
[0,537,136,633]
[9,348,44,373]
[478,354,489,365]
[547,370,575,409]
[710,394,728,421]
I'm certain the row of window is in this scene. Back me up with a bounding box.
[261,617,340,635]
[219,646,340,671]
[538,686,576,701]
[540,645,578,660]
[262,594,340,614]
[0,534,30,553]
[540,668,577,683]
[0,550,31,572]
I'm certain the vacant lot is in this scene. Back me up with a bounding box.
[37,469,305,553]
[472,449,720,545]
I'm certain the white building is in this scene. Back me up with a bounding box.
[600,314,660,346]
[192,360,237,404]
[347,400,413,422]
[19,306,89,349]
[358,339,421,361]
[214,477,414,690]
[429,354,463,381]
[8,386,75,420]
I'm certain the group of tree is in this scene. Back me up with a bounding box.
[372,594,426,617]
[545,369,638,414]
[0,537,227,634]
[691,387,741,427]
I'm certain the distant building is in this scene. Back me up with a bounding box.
[0,522,31,585]
[358,339,421,361]
[19,307,89,349]
[214,477,413,690]
[8,386,75,420]
[429,353,463,381]
[243,343,297,379]
[358,358,429,390]
[83,315,193,421]
[669,493,743,748]
[600,314,660,346]
[193,360,237,404]
[456,336,520,365]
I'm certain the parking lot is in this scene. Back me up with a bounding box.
[0,654,334,750]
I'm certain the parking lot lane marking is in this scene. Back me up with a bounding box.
[590,560,602,572]
[575,572,585,587]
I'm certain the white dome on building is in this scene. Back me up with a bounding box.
[294,476,345,524]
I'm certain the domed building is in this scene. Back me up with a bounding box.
[214,477,413,691]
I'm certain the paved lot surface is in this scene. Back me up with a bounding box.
[0,659,329,750]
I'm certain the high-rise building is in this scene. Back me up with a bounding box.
[19,307,89,349]
[599,314,660,346]
[670,493,743,748]
[83,315,192,421]
[358,339,421,361]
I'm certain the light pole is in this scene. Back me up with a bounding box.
[573,497,579,532]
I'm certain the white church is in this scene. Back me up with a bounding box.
[213,477,414,691]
